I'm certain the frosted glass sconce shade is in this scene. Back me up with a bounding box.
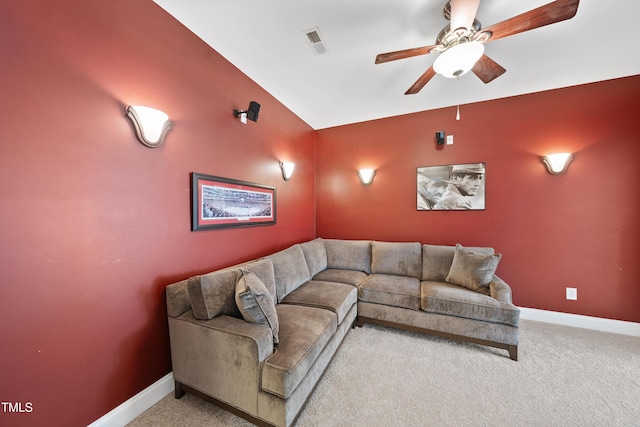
[126,105,171,148]
[358,169,376,185]
[542,153,573,175]
[280,162,295,181]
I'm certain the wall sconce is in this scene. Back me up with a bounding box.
[280,161,295,181]
[126,105,171,148]
[358,169,376,185]
[233,101,261,124]
[542,153,573,175]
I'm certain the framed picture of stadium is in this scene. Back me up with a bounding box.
[191,172,276,231]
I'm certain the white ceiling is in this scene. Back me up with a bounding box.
[153,0,640,130]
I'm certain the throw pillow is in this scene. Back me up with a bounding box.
[445,244,502,294]
[422,244,495,281]
[235,269,280,345]
[241,258,277,302]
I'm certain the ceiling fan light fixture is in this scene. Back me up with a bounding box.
[433,41,485,78]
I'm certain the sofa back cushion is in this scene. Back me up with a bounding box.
[266,244,311,303]
[324,239,372,274]
[371,241,422,279]
[422,244,495,282]
[166,280,192,318]
[188,269,241,320]
[186,258,275,320]
[300,238,328,277]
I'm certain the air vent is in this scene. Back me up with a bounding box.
[306,31,321,44]
[303,27,327,56]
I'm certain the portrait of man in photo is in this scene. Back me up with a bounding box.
[417,163,485,211]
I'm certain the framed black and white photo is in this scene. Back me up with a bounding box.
[191,173,276,231]
[417,162,486,210]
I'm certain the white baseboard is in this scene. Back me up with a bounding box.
[88,309,640,426]
[519,307,640,337]
[87,372,174,427]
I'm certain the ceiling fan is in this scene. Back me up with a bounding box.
[375,0,580,95]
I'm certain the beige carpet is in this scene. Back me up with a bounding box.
[128,320,640,426]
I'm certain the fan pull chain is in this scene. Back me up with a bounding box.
[456,76,461,121]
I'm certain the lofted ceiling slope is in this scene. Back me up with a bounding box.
[153,0,640,130]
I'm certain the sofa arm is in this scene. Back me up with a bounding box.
[168,311,273,415]
[489,275,513,304]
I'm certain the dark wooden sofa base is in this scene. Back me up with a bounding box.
[356,316,518,361]
[174,381,275,427]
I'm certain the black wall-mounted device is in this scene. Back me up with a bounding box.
[246,101,260,122]
[435,131,445,145]
[234,101,261,123]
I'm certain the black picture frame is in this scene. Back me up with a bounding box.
[191,172,276,231]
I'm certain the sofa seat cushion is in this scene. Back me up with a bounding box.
[359,274,421,311]
[312,268,369,287]
[280,280,357,325]
[261,304,337,399]
[421,281,520,327]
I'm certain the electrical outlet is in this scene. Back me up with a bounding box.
[446,135,454,145]
[566,287,577,300]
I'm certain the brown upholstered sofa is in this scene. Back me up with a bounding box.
[165,238,520,427]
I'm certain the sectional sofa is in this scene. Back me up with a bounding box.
[165,238,520,427]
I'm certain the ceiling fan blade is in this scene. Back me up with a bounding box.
[375,45,439,64]
[480,0,580,42]
[405,66,437,95]
[472,55,506,83]
[450,0,481,30]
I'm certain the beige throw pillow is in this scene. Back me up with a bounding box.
[445,244,502,294]
[235,269,280,345]
[421,244,495,281]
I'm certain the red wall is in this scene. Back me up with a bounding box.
[0,1,315,426]
[316,75,640,324]
[2,1,639,425]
